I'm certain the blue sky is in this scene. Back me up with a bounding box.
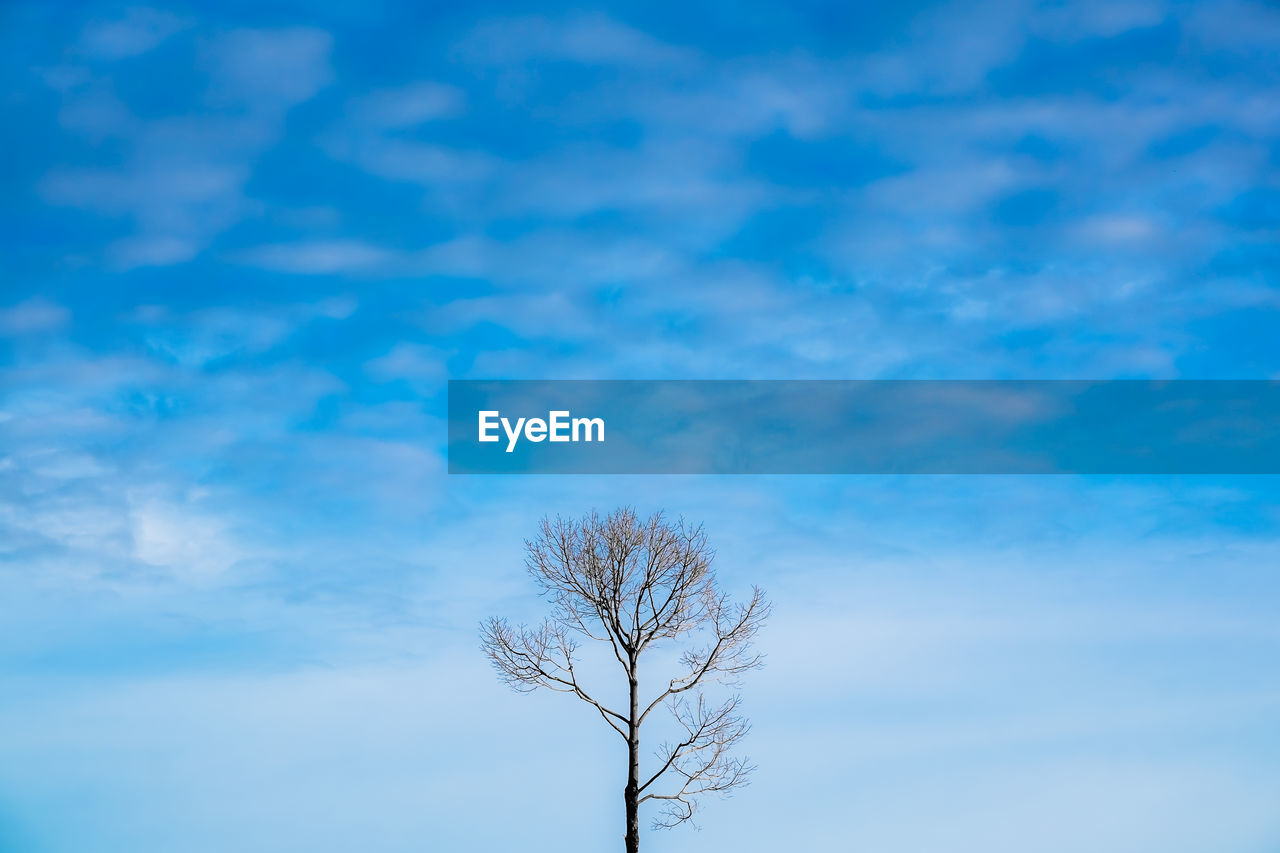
[1,1,1279,851]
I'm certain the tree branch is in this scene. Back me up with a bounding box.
[639,587,770,724]
[637,694,755,829]
[480,617,628,738]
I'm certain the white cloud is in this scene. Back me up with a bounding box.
[1073,213,1160,245]
[129,497,242,581]
[203,27,334,108]
[350,81,464,128]
[0,298,71,336]
[40,27,334,270]
[457,13,696,69]
[1034,0,1168,38]
[322,136,496,187]
[111,235,204,268]
[364,343,448,389]
[79,7,191,60]
[237,240,397,275]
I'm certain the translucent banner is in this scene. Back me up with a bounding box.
[447,380,1280,474]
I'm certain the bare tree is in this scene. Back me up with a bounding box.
[481,508,770,853]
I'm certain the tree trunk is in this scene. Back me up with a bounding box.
[624,673,640,853]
